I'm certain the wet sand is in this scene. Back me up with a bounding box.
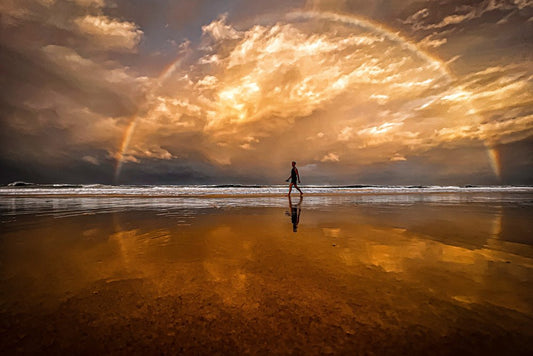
[1,195,532,354]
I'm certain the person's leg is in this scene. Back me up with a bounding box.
[295,183,303,195]
[288,183,293,196]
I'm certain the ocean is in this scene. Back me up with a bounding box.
[2,183,532,196]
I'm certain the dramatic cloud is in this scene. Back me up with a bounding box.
[401,0,528,30]
[1,0,532,184]
[74,15,143,51]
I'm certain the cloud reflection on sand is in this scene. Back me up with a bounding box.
[1,194,532,353]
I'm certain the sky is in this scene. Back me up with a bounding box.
[1,0,532,185]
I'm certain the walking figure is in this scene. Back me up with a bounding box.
[286,161,303,196]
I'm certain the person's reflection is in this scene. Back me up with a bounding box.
[286,195,303,232]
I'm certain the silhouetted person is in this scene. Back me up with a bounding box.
[286,194,303,232]
[286,161,303,196]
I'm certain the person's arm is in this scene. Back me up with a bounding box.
[296,168,301,183]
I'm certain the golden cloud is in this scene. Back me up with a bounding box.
[116,11,531,177]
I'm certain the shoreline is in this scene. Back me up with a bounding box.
[1,190,533,198]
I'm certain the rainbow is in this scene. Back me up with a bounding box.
[487,146,501,180]
[114,56,184,182]
[288,11,451,79]
[113,11,501,182]
[114,118,138,182]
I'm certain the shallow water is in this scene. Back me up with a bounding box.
[1,193,532,354]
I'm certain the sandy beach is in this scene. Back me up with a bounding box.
[1,192,532,355]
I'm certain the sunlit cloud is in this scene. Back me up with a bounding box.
[403,1,531,31]
[108,9,532,181]
[321,153,340,162]
[82,155,100,165]
[390,153,407,162]
[74,15,143,51]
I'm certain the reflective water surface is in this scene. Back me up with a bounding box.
[1,193,532,354]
